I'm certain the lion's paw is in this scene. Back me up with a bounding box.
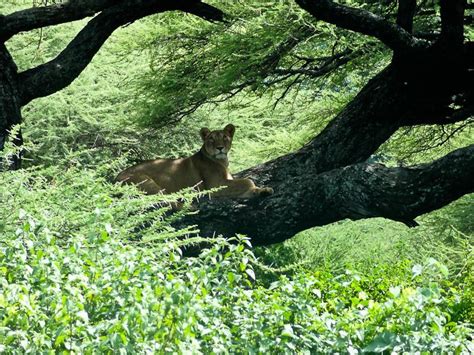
[257,187,274,196]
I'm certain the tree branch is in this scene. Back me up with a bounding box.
[273,48,360,77]
[0,0,116,42]
[174,144,474,246]
[184,2,228,23]
[0,0,225,42]
[397,0,417,33]
[439,0,465,47]
[249,65,405,185]
[258,26,315,74]
[238,56,470,190]
[17,0,225,105]
[294,0,429,52]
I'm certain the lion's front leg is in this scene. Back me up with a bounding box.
[213,178,273,198]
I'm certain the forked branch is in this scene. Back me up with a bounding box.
[273,48,361,77]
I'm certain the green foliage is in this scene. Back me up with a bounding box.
[133,0,388,127]
[0,161,473,352]
[134,0,308,125]
[1,0,473,352]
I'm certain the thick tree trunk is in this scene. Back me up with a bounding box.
[174,47,473,247]
[175,144,474,247]
[0,44,22,169]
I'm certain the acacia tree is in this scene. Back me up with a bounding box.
[0,1,473,246]
[172,0,474,245]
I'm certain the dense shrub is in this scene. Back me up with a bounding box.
[0,164,473,353]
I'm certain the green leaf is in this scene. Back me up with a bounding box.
[281,324,295,338]
[389,286,401,298]
[412,264,423,277]
[363,332,396,353]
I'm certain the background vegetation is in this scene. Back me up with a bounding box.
[1,0,473,352]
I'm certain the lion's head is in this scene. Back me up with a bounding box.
[200,124,235,160]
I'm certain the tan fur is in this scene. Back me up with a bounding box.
[116,124,273,198]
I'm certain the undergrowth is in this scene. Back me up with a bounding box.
[0,151,473,353]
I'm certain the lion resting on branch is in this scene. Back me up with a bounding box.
[116,124,273,198]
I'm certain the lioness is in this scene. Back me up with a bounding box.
[115,124,273,198]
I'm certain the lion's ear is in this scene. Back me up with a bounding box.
[224,124,235,138]
[200,127,211,141]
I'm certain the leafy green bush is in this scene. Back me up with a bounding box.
[0,162,473,353]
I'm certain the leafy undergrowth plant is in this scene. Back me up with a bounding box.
[1,161,473,353]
